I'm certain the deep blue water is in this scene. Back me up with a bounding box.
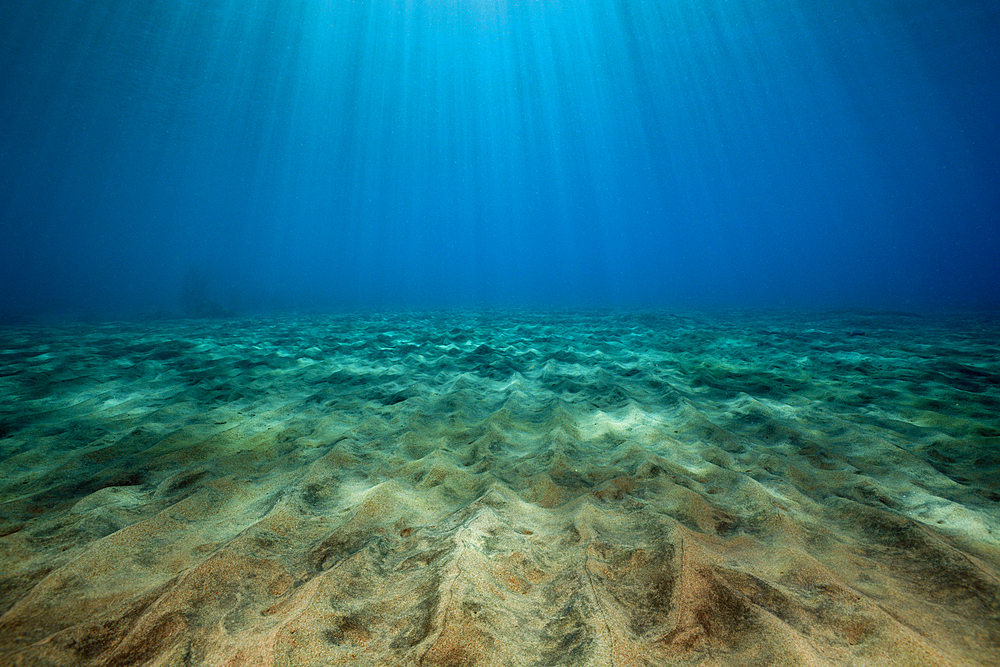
[1,0,998,318]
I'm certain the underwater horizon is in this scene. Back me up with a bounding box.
[1,0,999,319]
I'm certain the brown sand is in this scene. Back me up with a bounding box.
[1,311,998,666]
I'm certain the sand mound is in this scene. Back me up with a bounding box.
[1,311,998,666]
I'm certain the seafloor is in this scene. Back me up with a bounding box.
[1,310,998,667]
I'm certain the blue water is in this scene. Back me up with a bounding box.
[1,0,998,317]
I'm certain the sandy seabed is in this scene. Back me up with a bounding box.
[1,310,998,667]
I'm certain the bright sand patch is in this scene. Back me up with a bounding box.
[1,311,998,666]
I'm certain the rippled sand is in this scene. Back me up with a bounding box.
[1,310,998,666]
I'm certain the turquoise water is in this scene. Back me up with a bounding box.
[1,0,998,316]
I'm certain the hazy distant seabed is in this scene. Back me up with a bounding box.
[1,310,998,666]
